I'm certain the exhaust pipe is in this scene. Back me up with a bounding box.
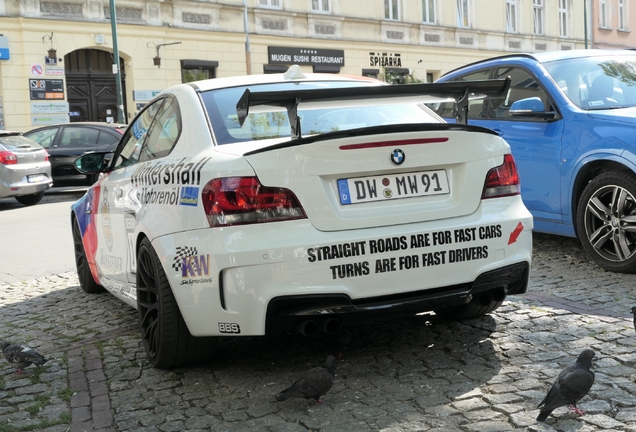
[474,291,492,307]
[297,320,319,337]
[321,318,341,335]
[492,288,506,302]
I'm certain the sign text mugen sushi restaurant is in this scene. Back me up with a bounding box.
[268,46,345,68]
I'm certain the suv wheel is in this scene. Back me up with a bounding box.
[577,171,636,273]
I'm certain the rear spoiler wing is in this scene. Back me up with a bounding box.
[235,78,510,139]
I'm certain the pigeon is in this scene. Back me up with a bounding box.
[536,348,596,422]
[0,340,49,374]
[276,355,335,403]
[632,306,636,332]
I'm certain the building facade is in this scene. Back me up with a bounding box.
[0,0,587,131]
[591,0,636,48]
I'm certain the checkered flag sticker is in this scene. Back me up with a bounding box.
[172,246,198,272]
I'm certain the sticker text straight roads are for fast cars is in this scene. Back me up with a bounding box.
[306,224,509,280]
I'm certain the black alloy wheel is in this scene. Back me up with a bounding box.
[136,238,218,368]
[72,218,105,293]
[577,171,636,273]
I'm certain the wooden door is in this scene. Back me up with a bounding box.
[65,49,127,123]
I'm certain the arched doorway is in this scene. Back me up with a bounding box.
[65,49,127,123]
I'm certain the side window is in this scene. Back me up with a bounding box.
[60,127,99,147]
[97,131,120,146]
[139,98,180,162]
[113,99,165,169]
[24,128,59,149]
[459,70,494,119]
[491,67,549,119]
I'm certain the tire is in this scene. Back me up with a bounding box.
[577,171,636,273]
[136,238,218,368]
[15,191,45,206]
[434,296,504,320]
[72,219,105,294]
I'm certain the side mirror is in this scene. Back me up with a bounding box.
[510,97,545,114]
[509,97,556,119]
[75,153,108,174]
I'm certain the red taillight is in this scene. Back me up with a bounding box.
[482,153,520,199]
[44,150,49,162]
[0,150,17,165]
[201,177,307,227]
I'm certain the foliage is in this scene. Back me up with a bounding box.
[380,67,424,85]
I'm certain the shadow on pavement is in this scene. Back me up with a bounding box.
[0,275,503,431]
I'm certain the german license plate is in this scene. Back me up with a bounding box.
[338,170,449,205]
[27,174,45,183]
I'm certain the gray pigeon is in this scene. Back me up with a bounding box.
[0,340,49,374]
[536,348,595,422]
[276,355,335,403]
[632,306,636,332]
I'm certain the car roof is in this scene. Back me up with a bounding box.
[48,122,127,128]
[442,49,636,77]
[27,122,127,132]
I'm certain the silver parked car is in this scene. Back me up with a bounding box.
[0,131,52,205]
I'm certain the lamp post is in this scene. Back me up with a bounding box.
[584,0,588,49]
[109,0,125,124]
[243,0,252,75]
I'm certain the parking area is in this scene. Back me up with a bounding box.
[0,232,635,432]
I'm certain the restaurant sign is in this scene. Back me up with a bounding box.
[268,46,344,66]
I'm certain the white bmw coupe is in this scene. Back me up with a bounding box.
[72,66,532,368]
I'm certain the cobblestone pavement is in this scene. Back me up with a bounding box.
[0,232,635,432]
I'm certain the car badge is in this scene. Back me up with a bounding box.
[391,149,405,165]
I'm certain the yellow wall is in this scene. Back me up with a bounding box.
[0,0,587,131]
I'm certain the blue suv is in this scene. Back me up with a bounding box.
[434,49,636,273]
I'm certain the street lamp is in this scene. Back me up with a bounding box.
[108,0,125,124]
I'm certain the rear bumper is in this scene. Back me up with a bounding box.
[145,196,532,337]
[266,261,528,334]
[0,174,52,198]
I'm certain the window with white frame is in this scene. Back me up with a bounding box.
[533,0,544,34]
[506,0,518,32]
[385,0,400,20]
[422,0,436,23]
[259,0,281,8]
[619,0,628,30]
[312,0,330,13]
[599,0,608,27]
[559,0,568,37]
[456,0,470,27]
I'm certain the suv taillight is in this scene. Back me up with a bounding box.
[0,151,17,165]
[44,150,49,162]
[202,177,307,227]
[482,154,520,199]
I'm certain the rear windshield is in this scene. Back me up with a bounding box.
[0,135,43,151]
[200,81,442,145]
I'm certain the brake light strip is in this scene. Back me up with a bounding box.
[340,137,448,150]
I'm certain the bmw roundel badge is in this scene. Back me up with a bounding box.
[391,149,405,165]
